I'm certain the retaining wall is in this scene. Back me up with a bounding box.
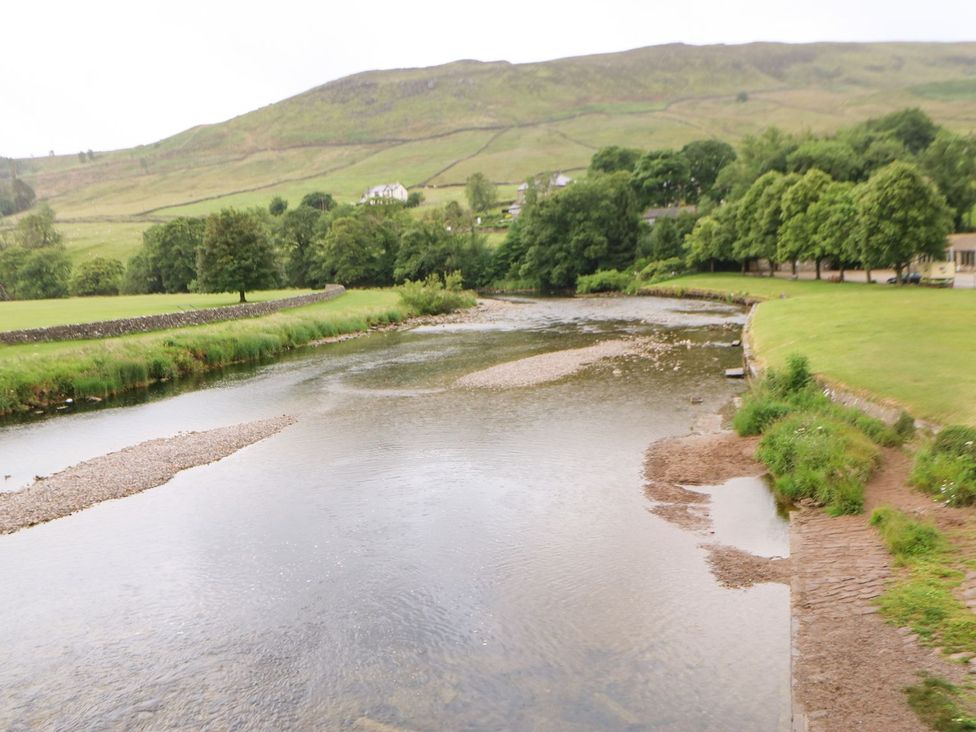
[0,286,346,345]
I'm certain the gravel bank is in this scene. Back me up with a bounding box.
[0,415,295,534]
[456,337,671,389]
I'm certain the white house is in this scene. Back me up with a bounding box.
[360,182,408,204]
[510,173,573,216]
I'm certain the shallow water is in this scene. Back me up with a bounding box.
[0,296,790,731]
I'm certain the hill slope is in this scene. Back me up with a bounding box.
[7,42,976,260]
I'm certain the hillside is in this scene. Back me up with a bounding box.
[7,41,976,261]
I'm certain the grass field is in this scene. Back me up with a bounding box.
[646,273,976,425]
[0,289,318,331]
[0,289,406,414]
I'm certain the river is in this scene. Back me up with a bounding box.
[0,296,790,731]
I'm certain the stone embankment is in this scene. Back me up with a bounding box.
[0,286,346,345]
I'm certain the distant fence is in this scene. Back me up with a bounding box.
[0,285,347,345]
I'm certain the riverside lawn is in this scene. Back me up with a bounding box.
[644,273,976,426]
[0,289,405,416]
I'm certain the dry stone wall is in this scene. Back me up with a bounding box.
[0,286,346,345]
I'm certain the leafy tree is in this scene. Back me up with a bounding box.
[314,207,402,287]
[122,250,162,294]
[70,257,125,296]
[517,172,641,290]
[465,173,497,213]
[786,140,860,181]
[590,145,641,174]
[685,203,739,271]
[406,191,424,208]
[857,162,953,282]
[920,130,976,230]
[0,178,35,216]
[778,169,833,275]
[643,212,699,261]
[141,217,205,292]
[0,247,29,298]
[632,150,691,207]
[865,108,938,155]
[16,247,71,299]
[277,205,325,287]
[807,181,861,280]
[14,204,62,248]
[268,196,288,216]
[300,191,336,212]
[735,171,796,274]
[196,209,278,302]
[393,209,493,288]
[681,139,736,201]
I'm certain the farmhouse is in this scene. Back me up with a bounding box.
[508,173,573,217]
[948,232,976,271]
[360,182,408,204]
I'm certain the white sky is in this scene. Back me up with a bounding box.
[3,0,975,158]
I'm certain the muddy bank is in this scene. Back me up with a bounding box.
[0,416,295,534]
[456,336,672,389]
[643,431,764,532]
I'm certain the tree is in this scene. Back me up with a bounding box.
[141,217,205,292]
[921,130,976,231]
[631,150,691,207]
[465,173,497,213]
[806,181,861,280]
[313,207,402,287]
[196,209,278,302]
[517,172,641,290]
[277,205,324,287]
[16,247,71,299]
[406,191,424,208]
[268,196,288,216]
[70,257,125,296]
[590,146,641,174]
[685,203,739,271]
[14,204,62,248]
[0,247,29,299]
[300,191,336,212]
[0,179,36,217]
[681,139,737,202]
[122,250,162,294]
[786,140,861,181]
[857,162,953,283]
[777,169,832,276]
[735,171,796,274]
[865,108,938,155]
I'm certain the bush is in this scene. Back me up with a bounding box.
[870,506,944,561]
[733,397,792,436]
[634,257,685,285]
[396,271,477,315]
[70,257,125,296]
[757,412,879,514]
[575,269,632,294]
[912,425,976,507]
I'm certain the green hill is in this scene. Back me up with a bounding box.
[7,41,976,262]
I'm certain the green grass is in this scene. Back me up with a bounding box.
[0,289,318,331]
[0,289,408,415]
[646,273,976,425]
[905,675,976,731]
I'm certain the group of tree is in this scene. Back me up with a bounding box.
[0,176,36,217]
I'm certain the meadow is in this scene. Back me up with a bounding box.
[646,273,976,425]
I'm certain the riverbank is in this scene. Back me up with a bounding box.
[0,416,295,534]
[0,290,411,417]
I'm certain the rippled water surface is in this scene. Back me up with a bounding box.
[0,297,790,731]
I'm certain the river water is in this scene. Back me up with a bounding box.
[0,297,790,731]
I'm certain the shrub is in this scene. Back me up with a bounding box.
[733,397,792,436]
[635,257,685,285]
[757,412,879,514]
[575,269,632,294]
[912,425,976,506]
[396,272,477,315]
[70,257,125,296]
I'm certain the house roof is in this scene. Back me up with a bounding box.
[949,232,976,252]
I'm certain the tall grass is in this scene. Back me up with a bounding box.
[0,294,408,415]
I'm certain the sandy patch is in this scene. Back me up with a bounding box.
[703,544,790,589]
[0,415,295,534]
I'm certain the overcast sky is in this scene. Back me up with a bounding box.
[3,0,974,158]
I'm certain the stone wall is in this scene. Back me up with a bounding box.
[0,286,347,345]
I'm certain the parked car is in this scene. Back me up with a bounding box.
[886,272,922,284]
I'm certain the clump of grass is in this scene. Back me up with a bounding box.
[905,675,976,732]
[757,412,879,514]
[912,425,976,507]
[870,506,944,562]
[396,272,476,315]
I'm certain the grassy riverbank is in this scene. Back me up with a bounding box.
[644,273,976,425]
[0,289,406,416]
[0,289,318,331]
